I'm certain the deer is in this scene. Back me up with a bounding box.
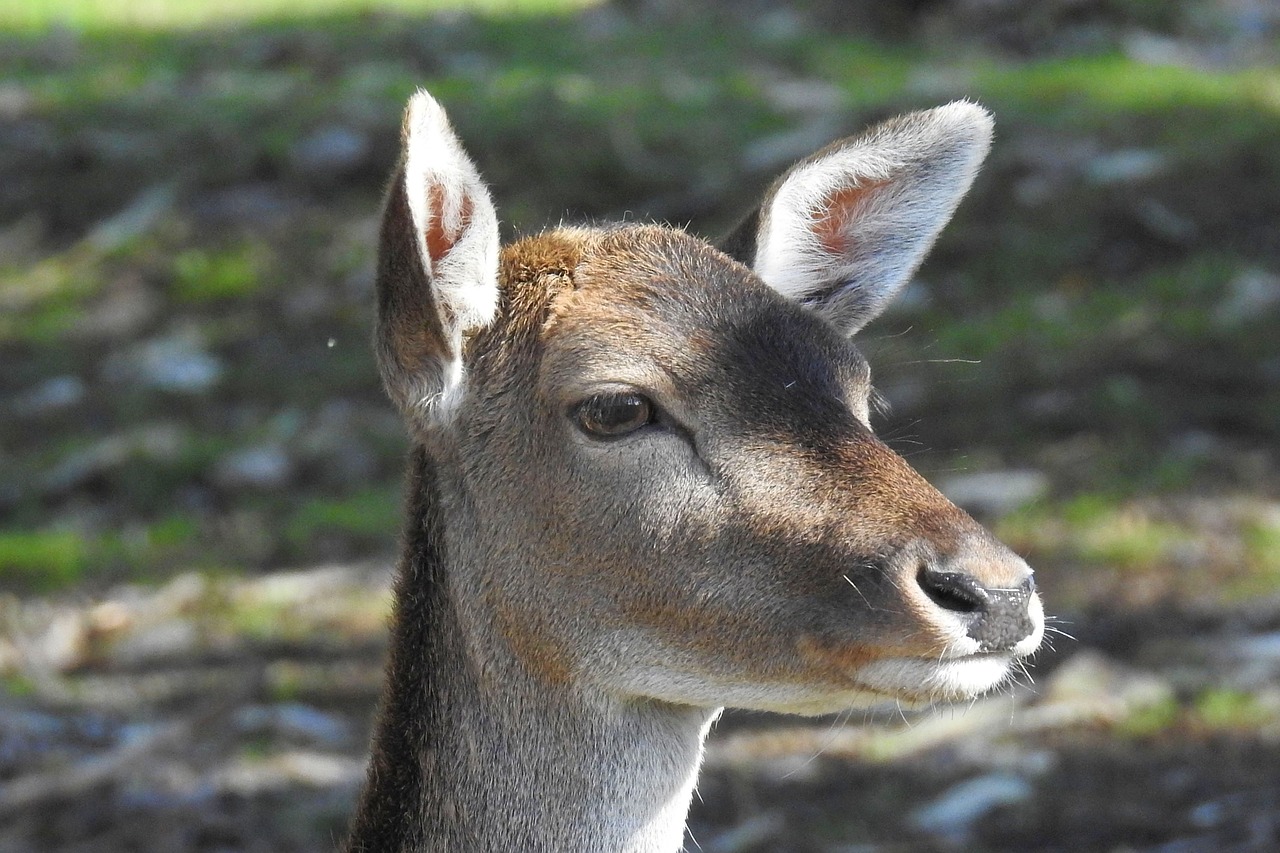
[344,89,1045,853]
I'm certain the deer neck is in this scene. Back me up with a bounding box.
[347,447,717,853]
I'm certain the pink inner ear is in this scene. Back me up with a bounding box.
[813,180,886,256]
[423,185,474,273]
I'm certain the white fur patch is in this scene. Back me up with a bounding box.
[402,90,501,417]
[753,101,993,333]
[1015,592,1047,658]
[408,352,467,420]
[755,149,901,303]
[599,623,1038,717]
[856,654,1015,704]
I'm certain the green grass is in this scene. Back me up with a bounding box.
[1117,689,1280,737]
[0,514,216,593]
[0,253,104,344]
[224,592,305,643]
[1193,688,1277,731]
[1225,517,1280,599]
[995,491,1280,609]
[0,672,38,699]
[872,249,1280,476]
[2,0,597,33]
[998,495,1194,575]
[171,244,265,302]
[285,486,400,551]
[0,530,89,591]
[975,55,1280,119]
[1117,696,1182,738]
[1243,519,1280,574]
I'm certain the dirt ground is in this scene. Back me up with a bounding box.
[6,574,1280,851]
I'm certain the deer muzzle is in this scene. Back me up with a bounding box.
[894,535,1044,660]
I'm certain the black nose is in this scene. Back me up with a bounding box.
[918,569,1036,652]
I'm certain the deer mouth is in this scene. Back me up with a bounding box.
[795,619,1040,709]
[854,650,1026,707]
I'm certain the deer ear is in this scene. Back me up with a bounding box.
[375,90,500,427]
[720,102,992,335]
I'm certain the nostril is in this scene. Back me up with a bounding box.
[918,568,989,614]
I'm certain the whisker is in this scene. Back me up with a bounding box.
[782,709,849,779]
[1044,625,1077,642]
[842,575,873,608]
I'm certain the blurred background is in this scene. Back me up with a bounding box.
[2,0,1279,850]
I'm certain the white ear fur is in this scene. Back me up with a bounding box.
[403,90,500,333]
[751,101,993,334]
[384,89,499,417]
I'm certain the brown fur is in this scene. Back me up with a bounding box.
[374,167,455,413]
[346,95,1041,852]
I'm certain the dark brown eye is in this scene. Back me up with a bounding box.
[574,393,654,438]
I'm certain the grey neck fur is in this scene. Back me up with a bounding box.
[345,448,718,853]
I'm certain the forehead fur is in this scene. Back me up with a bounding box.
[575,224,750,286]
[482,224,759,347]
[569,225,772,338]
[523,223,755,292]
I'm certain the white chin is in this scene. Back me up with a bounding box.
[857,654,1016,705]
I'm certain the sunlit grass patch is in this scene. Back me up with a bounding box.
[998,494,1191,573]
[0,530,89,591]
[0,672,38,698]
[171,244,265,302]
[284,485,399,552]
[3,0,598,34]
[1116,689,1280,738]
[1243,519,1280,572]
[969,54,1280,134]
[1193,688,1279,732]
[222,590,308,643]
[1227,515,1280,598]
[214,565,393,646]
[1116,695,1182,738]
[1058,494,1192,569]
[0,253,104,344]
[0,513,212,594]
[999,494,1280,608]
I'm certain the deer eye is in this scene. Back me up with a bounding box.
[574,393,655,438]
